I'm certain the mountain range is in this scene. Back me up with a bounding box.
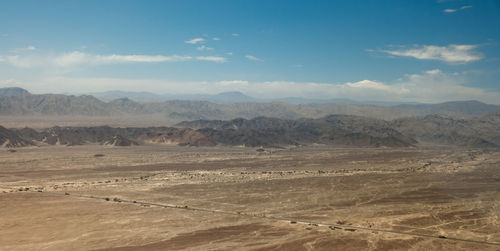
[1,112,498,148]
[177,113,500,148]
[91,90,410,105]
[1,87,499,123]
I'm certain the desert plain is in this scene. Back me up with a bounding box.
[0,144,499,250]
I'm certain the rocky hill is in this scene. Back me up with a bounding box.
[11,126,213,147]
[390,113,500,147]
[0,126,34,147]
[2,113,499,148]
[178,113,500,148]
[180,115,417,147]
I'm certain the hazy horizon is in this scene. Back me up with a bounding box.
[1,1,499,104]
[2,86,499,106]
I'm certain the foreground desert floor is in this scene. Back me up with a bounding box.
[0,145,499,250]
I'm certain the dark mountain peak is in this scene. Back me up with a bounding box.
[109,97,137,104]
[216,91,249,97]
[0,87,31,96]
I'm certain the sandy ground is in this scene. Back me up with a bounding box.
[0,145,499,250]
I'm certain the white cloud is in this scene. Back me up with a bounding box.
[232,33,240,37]
[196,45,214,51]
[12,45,36,52]
[212,37,220,41]
[53,51,89,66]
[55,52,195,65]
[217,80,248,85]
[1,55,38,68]
[96,54,193,63]
[425,69,441,75]
[245,55,263,62]
[444,5,472,13]
[225,52,233,55]
[381,44,483,63]
[394,69,500,103]
[195,56,227,63]
[0,51,227,68]
[185,38,205,44]
[346,80,397,91]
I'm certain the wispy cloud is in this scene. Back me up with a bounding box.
[217,80,248,85]
[0,55,38,68]
[195,56,227,63]
[380,44,483,64]
[54,52,194,66]
[245,55,263,62]
[196,45,214,51]
[231,33,240,37]
[443,5,472,13]
[12,45,36,52]
[212,37,220,41]
[185,37,205,44]
[0,51,227,68]
[346,80,394,91]
[98,54,194,63]
[225,52,233,55]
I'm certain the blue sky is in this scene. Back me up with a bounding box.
[0,0,499,103]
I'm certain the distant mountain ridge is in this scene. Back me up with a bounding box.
[91,89,421,105]
[396,101,500,116]
[1,87,499,123]
[91,90,259,103]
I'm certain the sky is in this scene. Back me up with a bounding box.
[0,0,499,104]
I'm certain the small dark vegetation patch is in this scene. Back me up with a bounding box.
[94,154,105,157]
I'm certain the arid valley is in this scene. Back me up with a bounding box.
[1,144,499,250]
[2,1,500,250]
